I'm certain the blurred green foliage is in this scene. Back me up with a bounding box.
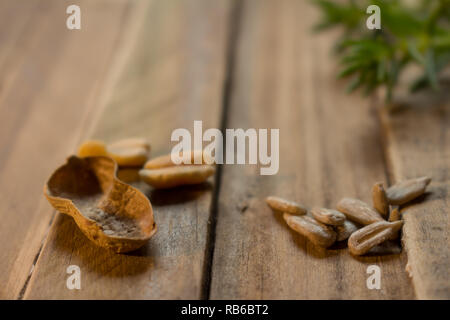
[313,0,450,101]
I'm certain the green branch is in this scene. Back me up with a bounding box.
[312,0,450,101]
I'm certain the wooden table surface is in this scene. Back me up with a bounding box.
[0,0,448,300]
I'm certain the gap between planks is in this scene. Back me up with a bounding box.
[23,0,235,299]
[208,0,414,299]
[377,87,450,299]
[18,0,146,299]
[201,0,244,300]
[16,0,441,300]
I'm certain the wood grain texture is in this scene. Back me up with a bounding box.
[3,0,446,300]
[24,0,233,299]
[380,87,450,299]
[0,0,134,299]
[209,0,414,299]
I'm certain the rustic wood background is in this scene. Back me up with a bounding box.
[0,0,448,299]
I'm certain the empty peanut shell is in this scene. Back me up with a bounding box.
[44,156,157,253]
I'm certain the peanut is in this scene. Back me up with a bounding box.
[372,182,389,218]
[310,207,345,226]
[77,140,108,158]
[108,137,150,152]
[283,213,336,248]
[386,176,431,205]
[334,219,359,241]
[78,138,150,167]
[117,168,141,184]
[107,138,150,167]
[348,220,403,256]
[144,150,214,169]
[265,196,307,215]
[139,165,215,189]
[337,198,383,225]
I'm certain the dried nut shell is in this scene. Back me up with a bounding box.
[144,150,215,169]
[334,220,359,242]
[265,196,307,215]
[310,207,345,226]
[139,165,215,189]
[348,220,403,256]
[283,213,336,248]
[386,176,431,205]
[388,206,401,222]
[44,156,157,253]
[337,198,383,225]
[372,182,389,218]
[77,140,108,158]
[106,138,150,167]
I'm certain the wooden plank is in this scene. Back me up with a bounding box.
[210,0,414,299]
[380,88,450,299]
[24,0,233,299]
[0,0,134,299]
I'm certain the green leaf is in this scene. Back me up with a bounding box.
[432,33,450,49]
[312,0,363,31]
[424,48,439,90]
[313,0,450,101]
[410,75,429,92]
[346,75,363,93]
[409,50,450,92]
[407,42,425,64]
[373,0,424,36]
[339,63,362,78]
[377,58,387,82]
